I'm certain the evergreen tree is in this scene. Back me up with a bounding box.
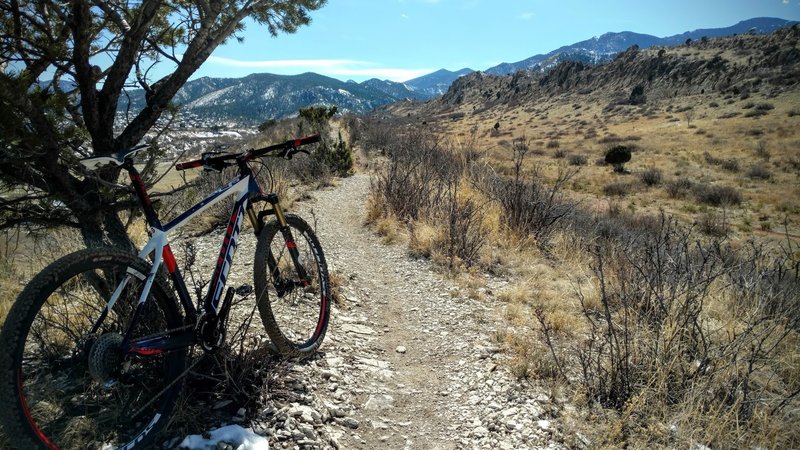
[0,0,326,249]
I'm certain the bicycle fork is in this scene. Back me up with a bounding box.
[257,194,311,297]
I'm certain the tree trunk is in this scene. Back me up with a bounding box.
[76,206,136,252]
[74,176,137,252]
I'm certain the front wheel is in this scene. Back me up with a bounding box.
[254,214,331,355]
[0,249,186,449]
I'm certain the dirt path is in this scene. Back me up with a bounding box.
[279,174,563,450]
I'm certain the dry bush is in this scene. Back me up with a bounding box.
[369,129,459,222]
[639,167,662,187]
[746,165,772,180]
[368,128,488,268]
[704,151,740,172]
[603,181,638,197]
[538,215,800,448]
[568,154,588,166]
[480,140,577,250]
[664,177,694,199]
[693,183,743,206]
[434,180,489,269]
[755,141,771,160]
[697,210,730,237]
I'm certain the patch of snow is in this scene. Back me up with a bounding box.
[188,85,237,108]
[262,87,276,100]
[180,425,269,450]
[337,88,354,97]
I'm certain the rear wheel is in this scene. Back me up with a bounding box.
[0,249,186,449]
[253,214,330,355]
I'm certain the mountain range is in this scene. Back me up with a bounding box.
[120,17,796,125]
[482,17,796,75]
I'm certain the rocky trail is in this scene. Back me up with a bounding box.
[182,174,566,450]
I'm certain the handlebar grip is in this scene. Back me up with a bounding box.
[292,134,321,147]
[175,160,203,171]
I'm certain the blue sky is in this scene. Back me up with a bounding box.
[186,0,800,82]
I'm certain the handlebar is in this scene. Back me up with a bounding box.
[175,134,321,171]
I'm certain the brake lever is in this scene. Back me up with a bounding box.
[201,150,223,159]
[201,151,226,172]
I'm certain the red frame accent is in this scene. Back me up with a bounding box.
[162,244,177,273]
[129,348,165,356]
[128,172,153,208]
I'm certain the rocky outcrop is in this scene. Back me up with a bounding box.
[429,25,800,113]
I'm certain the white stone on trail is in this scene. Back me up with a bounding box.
[395,345,407,354]
[355,357,390,369]
[472,426,489,437]
[341,323,377,335]
[364,394,395,411]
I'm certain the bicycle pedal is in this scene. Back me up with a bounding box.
[235,284,253,296]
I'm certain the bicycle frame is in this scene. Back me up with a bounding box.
[90,160,281,356]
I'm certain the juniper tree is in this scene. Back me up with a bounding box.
[0,0,326,249]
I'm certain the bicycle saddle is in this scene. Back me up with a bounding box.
[80,144,150,169]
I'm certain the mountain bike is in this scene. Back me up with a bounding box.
[0,134,331,449]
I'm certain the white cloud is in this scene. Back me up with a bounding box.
[401,13,409,19]
[519,12,534,20]
[204,56,431,82]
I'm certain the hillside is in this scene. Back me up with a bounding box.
[375,25,800,239]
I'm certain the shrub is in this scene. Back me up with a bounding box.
[568,154,588,166]
[696,211,729,237]
[603,181,637,197]
[704,152,740,172]
[547,139,560,149]
[369,129,460,222]
[546,216,800,448]
[754,141,771,160]
[605,145,631,173]
[639,167,662,186]
[440,184,488,269]
[628,84,646,105]
[744,109,768,118]
[746,165,772,180]
[693,183,743,206]
[481,146,577,249]
[720,158,740,172]
[553,149,567,159]
[665,177,694,198]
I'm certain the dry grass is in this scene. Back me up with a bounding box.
[390,85,800,242]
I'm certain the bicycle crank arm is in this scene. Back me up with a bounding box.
[125,330,196,356]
